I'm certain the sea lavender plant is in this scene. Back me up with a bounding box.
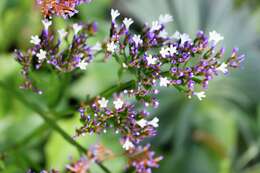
[14,1,245,173]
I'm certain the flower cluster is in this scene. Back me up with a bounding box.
[15,19,99,94]
[27,144,114,173]
[36,0,92,18]
[76,90,159,151]
[126,144,163,173]
[105,9,245,99]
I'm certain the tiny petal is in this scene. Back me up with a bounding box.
[42,19,52,30]
[30,35,41,45]
[78,60,88,70]
[159,14,173,24]
[194,91,206,101]
[98,97,109,108]
[209,31,224,45]
[159,77,170,87]
[123,18,134,30]
[137,119,148,128]
[113,98,124,110]
[123,138,134,150]
[148,117,159,128]
[111,9,120,21]
[73,23,83,35]
[36,49,47,61]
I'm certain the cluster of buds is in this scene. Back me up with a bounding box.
[36,0,92,18]
[27,144,114,173]
[76,90,159,151]
[105,9,245,100]
[126,144,163,173]
[15,19,100,94]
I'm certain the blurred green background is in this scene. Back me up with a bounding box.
[0,0,260,173]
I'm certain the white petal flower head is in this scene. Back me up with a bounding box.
[30,35,41,45]
[160,47,169,58]
[146,55,157,66]
[42,19,52,30]
[172,31,181,39]
[78,60,88,70]
[150,21,161,31]
[217,63,228,74]
[132,34,143,46]
[123,18,134,30]
[159,14,173,24]
[180,33,191,46]
[209,31,224,45]
[159,30,168,38]
[168,45,177,55]
[123,138,134,150]
[194,91,206,101]
[111,9,120,21]
[72,23,83,35]
[58,29,68,39]
[137,119,148,128]
[113,98,124,110]
[98,97,109,108]
[148,117,159,128]
[107,41,117,53]
[159,77,170,87]
[36,49,47,61]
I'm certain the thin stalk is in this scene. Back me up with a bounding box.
[0,81,111,173]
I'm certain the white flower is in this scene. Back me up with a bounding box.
[132,34,143,46]
[122,138,134,150]
[160,47,169,58]
[194,91,206,101]
[72,23,83,35]
[159,77,170,87]
[58,29,67,39]
[107,41,117,53]
[123,18,134,30]
[217,63,228,74]
[111,9,120,21]
[150,21,161,31]
[159,14,173,24]
[146,55,157,65]
[172,31,181,39]
[209,31,224,45]
[78,60,88,70]
[36,49,47,61]
[168,45,177,55]
[113,98,124,110]
[91,42,102,51]
[98,97,109,108]
[148,117,159,128]
[42,19,52,30]
[159,30,168,38]
[30,35,41,45]
[180,33,191,46]
[137,119,148,128]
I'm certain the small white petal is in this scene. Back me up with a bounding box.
[113,98,124,110]
[36,49,47,61]
[98,97,109,108]
[42,19,52,30]
[132,34,143,46]
[159,14,173,24]
[91,42,102,51]
[148,117,159,128]
[58,29,68,39]
[160,47,169,58]
[137,119,148,128]
[123,18,134,30]
[159,77,170,87]
[30,35,41,45]
[194,91,206,101]
[150,21,161,31]
[107,41,117,53]
[73,23,83,35]
[217,63,228,74]
[122,138,134,150]
[78,60,88,70]
[209,31,224,45]
[146,55,157,66]
[111,9,120,21]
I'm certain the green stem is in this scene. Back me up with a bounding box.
[0,81,111,173]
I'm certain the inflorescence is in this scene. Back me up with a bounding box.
[16,1,245,173]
